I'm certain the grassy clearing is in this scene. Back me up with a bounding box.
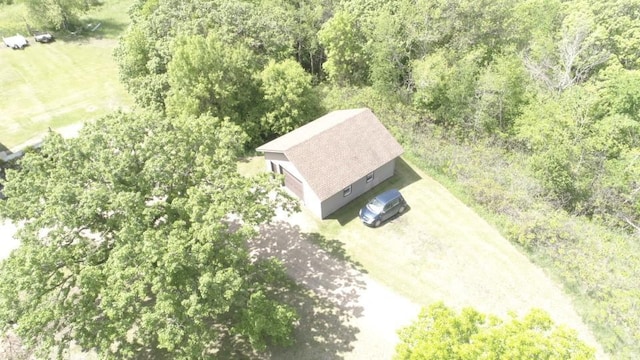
[80,0,133,39]
[0,1,132,151]
[296,157,517,306]
[238,155,266,176]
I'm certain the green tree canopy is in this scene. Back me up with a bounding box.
[166,33,259,127]
[24,0,98,30]
[115,0,299,115]
[318,11,370,85]
[258,59,321,135]
[0,111,298,358]
[395,302,595,360]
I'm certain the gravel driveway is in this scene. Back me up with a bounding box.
[248,217,420,359]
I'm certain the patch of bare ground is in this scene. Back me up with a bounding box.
[248,220,420,360]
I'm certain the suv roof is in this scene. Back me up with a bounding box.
[375,189,402,203]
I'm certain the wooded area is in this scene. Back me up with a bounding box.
[395,302,595,359]
[1,0,639,358]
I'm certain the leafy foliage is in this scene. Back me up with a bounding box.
[412,49,482,130]
[286,0,333,76]
[0,111,298,358]
[166,33,259,124]
[318,11,370,85]
[22,0,98,30]
[590,0,640,70]
[115,0,316,142]
[395,302,594,360]
[523,3,609,92]
[258,59,321,135]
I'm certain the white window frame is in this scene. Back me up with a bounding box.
[343,185,352,197]
[366,171,374,183]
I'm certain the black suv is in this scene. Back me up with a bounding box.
[359,189,407,227]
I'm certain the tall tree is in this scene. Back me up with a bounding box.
[523,3,610,92]
[115,0,298,114]
[395,302,595,360]
[411,49,482,131]
[318,11,370,85]
[590,0,640,70]
[165,33,260,131]
[0,112,298,358]
[283,0,334,76]
[258,59,321,136]
[515,88,595,208]
[366,0,426,93]
[23,0,98,30]
[473,52,532,134]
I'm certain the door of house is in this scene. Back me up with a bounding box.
[282,168,304,199]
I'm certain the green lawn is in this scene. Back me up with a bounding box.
[0,1,132,151]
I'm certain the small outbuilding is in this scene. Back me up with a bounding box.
[256,108,404,218]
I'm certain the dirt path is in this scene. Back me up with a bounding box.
[248,219,420,359]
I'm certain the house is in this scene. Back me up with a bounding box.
[256,108,404,218]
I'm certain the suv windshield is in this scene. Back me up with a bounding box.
[366,198,385,213]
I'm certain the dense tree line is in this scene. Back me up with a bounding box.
[113,0,640,235]
[114,0,324,141]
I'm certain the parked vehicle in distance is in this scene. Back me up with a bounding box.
[359,189,407,227]
[3,34,28,49]
[34,32,54,43]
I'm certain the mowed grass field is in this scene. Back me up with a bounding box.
[0,1,132,151]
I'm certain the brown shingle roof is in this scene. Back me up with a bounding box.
[257,108,403,201]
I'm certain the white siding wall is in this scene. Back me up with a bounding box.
[305,191,324,219]
[320,159,397,218]
[263,153,399,219]
[264,153,305,179]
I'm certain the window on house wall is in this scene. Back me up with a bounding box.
[366,171,374,183]
[343,185,352,197]
[270,162,277,173]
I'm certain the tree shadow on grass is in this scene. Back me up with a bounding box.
[305,233,367,273]
[249,221,366,359]
[327,157,422,225]
[56,18,128,43]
